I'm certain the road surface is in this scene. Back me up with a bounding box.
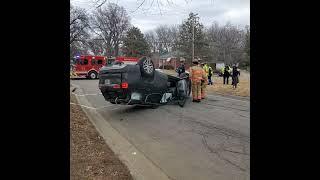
[71,79,250,180]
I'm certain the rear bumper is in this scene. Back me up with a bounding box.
[99,85,142,105]
[99,86,162,105]
[99,85,128,99]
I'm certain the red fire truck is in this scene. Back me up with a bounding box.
[71,55,140,79]
[114,56,139,64]
[71,55,107,79]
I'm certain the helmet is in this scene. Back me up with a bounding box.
[192,59,199,64]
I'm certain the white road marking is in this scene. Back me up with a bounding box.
[72,93,102,96]
[107,107,121,111]
[96,104,115,109]
[71,101,118,110]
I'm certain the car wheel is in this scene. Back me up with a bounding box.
[88,71,97,79]
[138,56,154,77]
[178,96,186,107]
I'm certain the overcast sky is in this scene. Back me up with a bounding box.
[71,0,250,32]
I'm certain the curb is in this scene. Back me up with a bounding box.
[71,83,171,180]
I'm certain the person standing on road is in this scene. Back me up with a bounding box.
[232,65,240,88]
[200,63,208,99]
[208,65,213,85]
[189,60,206,102]
[223,65,230,84]
[176,59,185,77]
[203,63,209,77]
[220,66,224,77]
[203,62,213,85]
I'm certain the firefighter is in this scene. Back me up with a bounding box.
[189,59,206,102]
[200,63,208,100]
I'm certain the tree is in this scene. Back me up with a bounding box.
[169,25,180,51]
[206,22,246,65]
[177,13,207,63]
[86,37,106,56]
[70,5,90,57]
[144,31,157,53]
[70,41,90,58]
[241,25,250,68]
[155,25,171,53]
[96,0,176,14]
[144,25,179,55]
[123,26,150,57]
[90,3,130,57]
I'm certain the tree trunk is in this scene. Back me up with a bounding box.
[114,42,119,57]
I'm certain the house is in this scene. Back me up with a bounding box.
[152,50,189,70]
[215,62,225,70]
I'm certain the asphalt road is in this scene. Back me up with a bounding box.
[71,79,250,180]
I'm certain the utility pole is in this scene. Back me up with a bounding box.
[192,19,194,63]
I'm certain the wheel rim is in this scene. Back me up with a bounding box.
[143,58,153,74]
[90,73,96,79]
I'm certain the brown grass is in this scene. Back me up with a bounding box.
[207,74,250,97]
[161,69,250,97]
[70,94,133,180]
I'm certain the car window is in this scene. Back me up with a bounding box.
[84,59,88,65]
[91,59,96,65]
[97,60,103,64]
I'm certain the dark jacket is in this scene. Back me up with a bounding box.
[232,68,240,77]
[176,64,185,75]
[224,66,230,76]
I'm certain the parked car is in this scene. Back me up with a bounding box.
[98,57,191,107]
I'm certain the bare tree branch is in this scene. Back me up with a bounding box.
[131,0,147,13]
[96,0,108,8]
[157,0,163,15]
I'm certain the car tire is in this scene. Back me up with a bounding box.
[88,71,98,79]
[178,96,186,107]
[138,56,154,78]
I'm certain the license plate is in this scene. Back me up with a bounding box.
[104,79,110,84]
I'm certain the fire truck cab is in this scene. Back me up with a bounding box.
[72,55,107,79]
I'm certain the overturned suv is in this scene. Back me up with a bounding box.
[98,56,191,107]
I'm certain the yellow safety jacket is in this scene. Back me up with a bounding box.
[221,67,225,74]
[203,64,209,76]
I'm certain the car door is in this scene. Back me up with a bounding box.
[97,58,104,71]
[83,58,90,72]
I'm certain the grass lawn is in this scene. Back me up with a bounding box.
[160,69,250,97]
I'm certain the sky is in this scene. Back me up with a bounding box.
[71,0,250,33]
